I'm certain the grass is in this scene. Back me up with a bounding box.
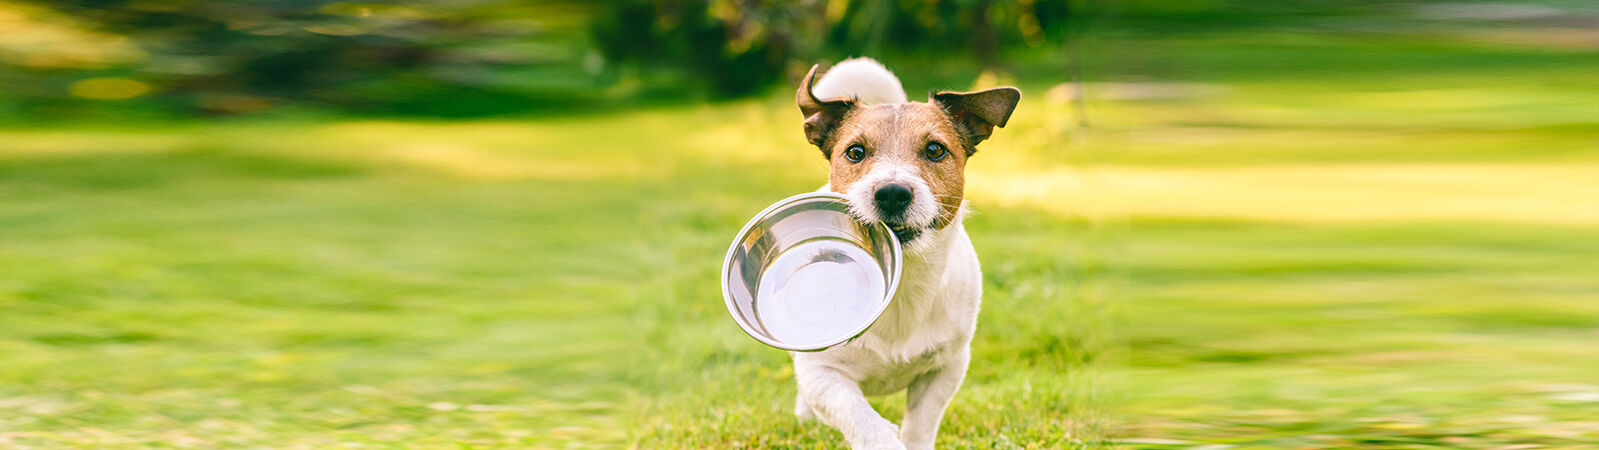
[4,5,1599,449]
[0,141,634,446]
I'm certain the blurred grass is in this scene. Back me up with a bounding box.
[3,6,1599,449]
[0,129,637,446]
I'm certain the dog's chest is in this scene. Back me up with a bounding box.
[790,223,982,395]
[856,347,945,395]
[847,281,972,395]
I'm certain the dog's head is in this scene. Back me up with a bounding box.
[797,64,1020,248]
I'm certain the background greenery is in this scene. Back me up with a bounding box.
[2,0,1597,448]
[0,0,1068,118]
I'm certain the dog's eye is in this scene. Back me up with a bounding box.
[923,142,948,162]
[844,144,866,163]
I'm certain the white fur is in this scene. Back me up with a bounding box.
[794,60,982,450]
[843,161,941,247]
[812,57,909,105]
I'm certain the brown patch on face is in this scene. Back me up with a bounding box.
[824,103,969,228]
[796,63,1021,232]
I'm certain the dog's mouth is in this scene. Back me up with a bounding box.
[886,222,921,243]
[842,197,925,244]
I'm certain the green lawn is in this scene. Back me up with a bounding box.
[4,12,1599,449]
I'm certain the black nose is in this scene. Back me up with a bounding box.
[873,183,913,216]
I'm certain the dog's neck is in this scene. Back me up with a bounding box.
[900,209,964,300]
[868,204,967,347]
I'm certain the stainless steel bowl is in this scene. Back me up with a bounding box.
[722,192,903,351]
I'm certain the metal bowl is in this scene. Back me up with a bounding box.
[722,192,903,351]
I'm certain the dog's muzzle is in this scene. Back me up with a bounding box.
[873,183,923,242]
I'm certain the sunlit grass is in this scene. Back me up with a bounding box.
[2,86,1595,446]
[971,163,1599,225]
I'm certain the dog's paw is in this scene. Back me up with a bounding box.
[858,438,907,450]
[854,421,905,450]
[863,439,907,450]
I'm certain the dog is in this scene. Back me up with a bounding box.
[790,58,1020,449]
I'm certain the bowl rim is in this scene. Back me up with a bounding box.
[721,191,903,352]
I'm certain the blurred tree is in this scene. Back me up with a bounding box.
[0,0,1072,118]
[591,0,828,98]
[592,0,1071,98]
[7,0,601,116]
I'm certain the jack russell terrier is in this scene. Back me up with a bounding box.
[790,58,1020,449]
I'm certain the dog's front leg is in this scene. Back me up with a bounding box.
[795,365,905,450]
[899,351,970,450]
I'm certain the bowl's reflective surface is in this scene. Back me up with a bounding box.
[722,192,901,351]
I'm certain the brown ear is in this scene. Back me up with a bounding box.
[797,64,855,158]
[933,87,1021,152]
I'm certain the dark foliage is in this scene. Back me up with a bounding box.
[2,0,1071,118]
[591,0,1072,99]
[10,0,600,117]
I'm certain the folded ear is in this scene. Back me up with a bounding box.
[933,87,1021,151]
[797,64,856,158]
